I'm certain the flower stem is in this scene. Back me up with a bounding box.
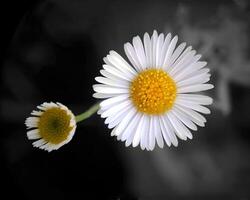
[75,103,100,123]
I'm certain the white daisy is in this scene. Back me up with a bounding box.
[25,102,76,152]
[93,30,214,150]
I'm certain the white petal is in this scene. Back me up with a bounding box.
[117,129,124,141]
[167,112,187,140]
[101,100,132,118]
[161,116,178,147]
[176,98,211,114]
[95,77,129,88]
[169,42,186,66]
[140,115,150,150]
[39,143,51,151]
[110,126,117,136]
[27,129,41,140]
[37,105,46,111]
[31,110,43,116]
[171,111,193,139]
[93,84,128,94]
[153,116,164,148]
[44,143,63,151]
[100,94,129,109]
[56,102,68,111]
[122,112,141,142]
[143,32,152,68]
[172,46,192,67]
[155,33,164,67]
[25,117,39,128]
[104,56,135,80]
[174,61,207,82]
[47,145,56,152]
[177,94,213,105]
[97,108,104,115]
[151,30,158,67]
[132,114,146,147]
[175,104,206,126]
[159,117,171,147]
[177,69,210,87]
[107,50,137,75]
[148,116,156,150]
[107,105,133,129]
[113,108,138,137]
[93,93,118,99]
[159,33,171,67]
[167,112,192,140]
[169,50,196,76]
[124,42,143,71]
[132,36,147,70]
[177,84,214,93]
[171,107,197,131]
[173,54,202,78]
[100,69,126,82]
[177,68,210,83]
[40,102,57,110]
[105,104,128,124]
[178,76,210,88]
[32,139,46,148]
[103,65,132,81]
[163,36,178,71]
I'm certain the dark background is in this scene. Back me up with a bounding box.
[1,0,250,199]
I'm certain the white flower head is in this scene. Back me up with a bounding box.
[25,102,76,152]
[93,30,214,150]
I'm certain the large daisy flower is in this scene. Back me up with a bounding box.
[25,102,76,152]
[93,30,214,150]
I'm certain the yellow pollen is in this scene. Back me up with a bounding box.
[38,107,73,144]
[130,69,177,115]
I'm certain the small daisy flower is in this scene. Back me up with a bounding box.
[25,102,76,152]
[93,30,214,150]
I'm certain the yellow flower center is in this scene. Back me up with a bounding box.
[130,69,177,115]
[38,107,73,144]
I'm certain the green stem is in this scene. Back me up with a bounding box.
[75,103,100,123]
